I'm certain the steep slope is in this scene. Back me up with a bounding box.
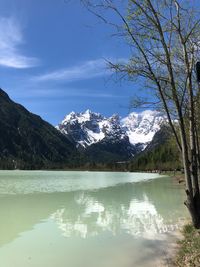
[58,110,164,148]
[57,110,107,148]
[57,110,139,162]
[121,110,164,149]
[83,134,138,164]
[0,89,76,169]
[129,126,181,171]
[57,110,165,163]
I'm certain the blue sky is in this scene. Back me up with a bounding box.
[0,0,142,125]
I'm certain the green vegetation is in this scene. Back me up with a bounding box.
[129,138,181,172]
[0,89,76,169]
[129,126,182,172]
[175,224,200,267]
[82,0,200,228]
[0,87,181,172]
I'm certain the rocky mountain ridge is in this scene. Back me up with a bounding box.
[57,109,165,153]
[0,88,170,169]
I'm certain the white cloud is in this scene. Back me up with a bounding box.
[33,59,110,82]
[13,86,127,99]
[0,17,39,68]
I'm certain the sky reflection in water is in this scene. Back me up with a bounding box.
[0,171,188,267]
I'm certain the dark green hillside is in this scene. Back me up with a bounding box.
[83,137,138,164]
[129,126,182,171]
[0,89,76,169]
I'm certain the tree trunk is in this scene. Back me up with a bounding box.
[179,120,200,229]
[185,191,200,228]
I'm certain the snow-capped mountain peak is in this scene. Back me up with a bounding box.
[62,110,104,125]
[57,110,119,148]
[121,110,164,146]
[57,110,165,150]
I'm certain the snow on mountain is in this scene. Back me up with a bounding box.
[57,109,165,150]
[121,110,164,148]
[56,110,126,148]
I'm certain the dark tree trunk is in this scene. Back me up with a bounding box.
[185,191,200,228]
[179,122,200,229]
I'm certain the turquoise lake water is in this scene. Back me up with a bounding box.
[0,171,188,267]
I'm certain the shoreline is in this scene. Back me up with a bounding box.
[164,172,200,267]
[161,230,184,267]
[161,173,186,267]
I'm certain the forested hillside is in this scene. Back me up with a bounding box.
[129,127,182,171]
[0,89,76,169]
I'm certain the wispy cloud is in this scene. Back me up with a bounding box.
[0,17,39,68]
[13,86,127,99]
[33,59,110,82]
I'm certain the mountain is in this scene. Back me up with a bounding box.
[56,109,165,163]
[0,89,174,170]
[0,89,76,169]
[57,110,137,162]
[121,110,164,149]
[57,110,110,148]
[128,126,182,171]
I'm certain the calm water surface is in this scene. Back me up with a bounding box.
[0,171,188,267]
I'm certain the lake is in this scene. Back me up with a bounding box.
[0,171,188,267]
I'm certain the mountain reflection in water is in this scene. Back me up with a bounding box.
[0,173,187,247]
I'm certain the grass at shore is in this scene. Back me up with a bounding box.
[175,224,200,267]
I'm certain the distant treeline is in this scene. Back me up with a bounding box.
[0,135,181,172]
[128,138,182,172]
